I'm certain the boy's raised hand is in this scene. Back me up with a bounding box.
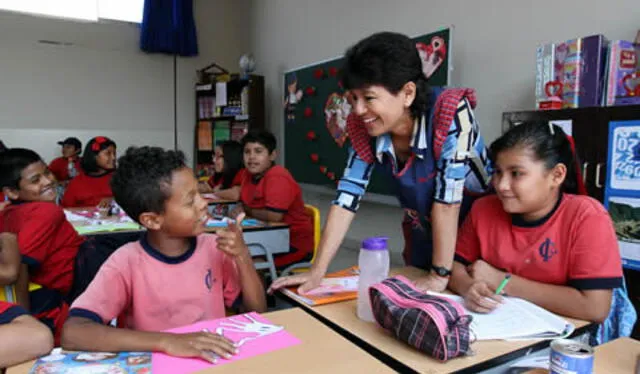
[216,213,250,258]
[160,330,237,364]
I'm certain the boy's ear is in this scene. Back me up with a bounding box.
[269,150,278,162]
[2,186,19,201]
[550,163,568,187]
[138,212,163,231]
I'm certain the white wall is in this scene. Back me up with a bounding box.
[248,0,640,249]
[0,0,250,164]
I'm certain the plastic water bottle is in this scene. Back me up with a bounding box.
[357,236,390,322]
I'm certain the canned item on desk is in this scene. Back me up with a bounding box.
[550,339,593,374]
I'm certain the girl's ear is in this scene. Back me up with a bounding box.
[550,163,567,188]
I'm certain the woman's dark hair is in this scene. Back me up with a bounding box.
[82,136,116,174]
[489,121,579,194]
[215,140,243,189]
[341,31,430,119]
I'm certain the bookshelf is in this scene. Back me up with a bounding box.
[194,74,265,178]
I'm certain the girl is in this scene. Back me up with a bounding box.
[449,121,628,325]
[62,136,116,208]
[199,140,245,200]
[271,31,492,294]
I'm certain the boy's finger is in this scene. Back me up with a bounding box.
[230,213,246,232]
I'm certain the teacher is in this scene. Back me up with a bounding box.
[270,31,492,293]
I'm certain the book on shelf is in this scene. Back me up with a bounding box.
[197,121,212,151]
[231,122,249,141]
[280,266,359,306]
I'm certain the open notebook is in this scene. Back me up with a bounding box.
[280,266,359,306]
[430,292,575,341]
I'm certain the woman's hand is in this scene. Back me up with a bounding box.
[268,268,325,294]
[414,273,449,293]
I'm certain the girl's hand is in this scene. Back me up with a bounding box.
[467,260,506,290]
[463,281,503,313]
[160,331,237,363]
[414,274,449,293]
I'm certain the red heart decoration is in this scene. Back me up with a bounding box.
[310,154,319,163]
[304,107,313,117]
[544,80,563,98]
[306,130,317,141]
[327,172,335,180]
[305,86,316,96]
[319,166,327,174]
[313,68,325,79]
[324,92,351,148]
[328,67,339,77]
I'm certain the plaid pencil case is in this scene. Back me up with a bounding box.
[369,275,473,361]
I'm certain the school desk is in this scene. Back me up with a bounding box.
[7,308,394,374]
[521,337,640,374]
[280,266,595,374]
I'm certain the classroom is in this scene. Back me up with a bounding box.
[1,0,640,373]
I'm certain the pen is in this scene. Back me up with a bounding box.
[495,274,511,295]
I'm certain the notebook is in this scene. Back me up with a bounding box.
[280,266,359,306]
[29,348,151,373]
[430,292,575,341]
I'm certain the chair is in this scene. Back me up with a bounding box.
[279,204,320,276]
[0,283,42,303]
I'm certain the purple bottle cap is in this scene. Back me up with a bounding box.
[361,236,388,251]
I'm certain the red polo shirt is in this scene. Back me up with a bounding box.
[0,301,27,324]
[61,171,113,207]
[455,194,623,290]
[240,165,312,267]
[49,156,82,182]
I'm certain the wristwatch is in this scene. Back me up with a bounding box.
[431,265,452,277]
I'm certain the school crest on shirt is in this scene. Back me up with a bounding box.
[205,269,215,291]
[538,238,558,262]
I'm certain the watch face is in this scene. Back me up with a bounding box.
[433,266,451,276]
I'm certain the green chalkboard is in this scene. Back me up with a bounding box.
[284,28,451,195]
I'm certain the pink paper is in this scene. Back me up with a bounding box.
[152,313,301,373]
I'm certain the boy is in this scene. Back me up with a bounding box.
[0,232,53,369]
[236,130,312,268]
[62,146,266,363]
[0,148,86,343]
[49,137,82,183]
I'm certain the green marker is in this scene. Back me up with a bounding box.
[495,274,511,295]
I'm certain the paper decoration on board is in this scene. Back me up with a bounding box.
[305,86,316,96]
[604,121,640,271]
[324,92,351,148]
[303,107,313,117]
[310,153,319,163]
[284,73,304,123]
[313,68,325,79]
[152,313,301,374]
[416,36,447,79]
[306,130,317,141]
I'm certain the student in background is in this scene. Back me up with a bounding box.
[62,146,266,362]
[449,122,627,324]
[0,301,54,368]
[49,137,82,184]
[234,130,312,269]
[198,140,245,200]
[0,148,86,344]
[62,136,116,208]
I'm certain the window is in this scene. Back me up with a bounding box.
[0,0,144,23]
[98,0,144,24]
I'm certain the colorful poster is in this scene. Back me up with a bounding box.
[604,120,640,270]
[29,349,151,374]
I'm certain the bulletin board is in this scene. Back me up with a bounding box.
[283,28,452,195]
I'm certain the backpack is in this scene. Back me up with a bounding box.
[369,276,473,361]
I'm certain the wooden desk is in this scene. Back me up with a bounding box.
[284,267,594,374]
[8,308,394,374]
